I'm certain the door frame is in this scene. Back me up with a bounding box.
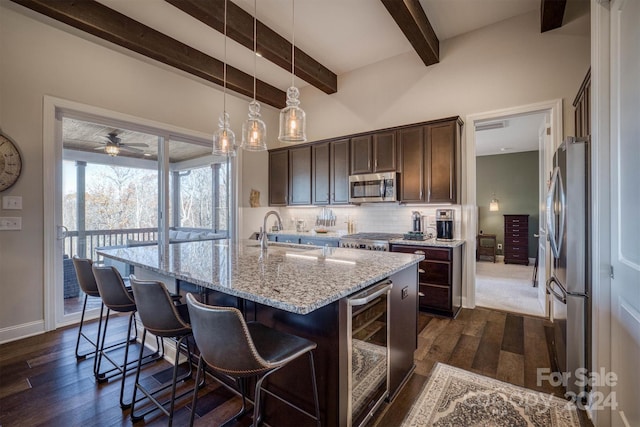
[42,96,236,330]
[461,98,563,312]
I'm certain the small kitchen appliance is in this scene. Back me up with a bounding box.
[411,211,422,232]
[436,209,454,241]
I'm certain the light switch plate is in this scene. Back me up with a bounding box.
[2,196,22,210]
[0,217,22,230]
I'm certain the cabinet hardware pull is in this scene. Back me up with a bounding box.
[418,269,426,273]
[414,250,425,255]
[418,292,425,297]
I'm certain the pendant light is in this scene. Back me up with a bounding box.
[278,0,306,143]
[241,0,267,151]
[212,0,237,157]
[489,193,500,211]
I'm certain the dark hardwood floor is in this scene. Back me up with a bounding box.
[0,308,593,426]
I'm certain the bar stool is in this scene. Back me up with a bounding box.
[186,293,321,427]
[71,256,104,362]
[92,265,162,409]
[129,276,197,426]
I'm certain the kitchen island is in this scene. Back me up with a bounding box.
[97,240,422,427]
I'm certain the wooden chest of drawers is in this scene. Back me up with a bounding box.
[503,214,529,265]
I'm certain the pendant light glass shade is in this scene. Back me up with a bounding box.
[241,0,267,151]
[278,0,307,143]
[104,143,120,156]
[241,100,267,151]
[212,0,236,157]
[489,193,500,211]
[213,112,236,157]
[278,86,306,142]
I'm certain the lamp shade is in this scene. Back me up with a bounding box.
[278,87,307,142]
[241,100,267,151]
[213,112,237,157]
[489,197,500,211]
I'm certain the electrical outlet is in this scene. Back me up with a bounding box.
[497,243,503,250]
[0,217,22,230]
[401,287,409,299]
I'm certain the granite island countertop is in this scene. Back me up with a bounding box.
[97,239,423,315]
[390,238,466,248]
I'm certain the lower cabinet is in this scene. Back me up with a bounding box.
[390,243,463,318]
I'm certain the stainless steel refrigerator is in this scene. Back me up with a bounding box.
[545,136,591,396]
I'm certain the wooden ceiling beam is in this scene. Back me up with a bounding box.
[380,0,439,66]
[10,0,287,108]
[540,0,567,33]
[165,0,338,94]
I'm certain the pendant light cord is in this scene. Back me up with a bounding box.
[253,0,257,102]
[223,0,228,113]
[291,0,295,87]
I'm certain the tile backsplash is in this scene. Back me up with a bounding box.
[276,204,463,239]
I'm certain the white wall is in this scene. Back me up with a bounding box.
[0,3,279,334]
[0,2,589,338]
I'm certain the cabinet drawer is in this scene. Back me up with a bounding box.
[419,260,451,285]
[392,245,451,261]
[505,252,528,261]
[505,237,527,246]
[505,231,526,239]
[419,284,450,311]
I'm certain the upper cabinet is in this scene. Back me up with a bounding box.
[350,131,396,174]
[288,146,312,205]
[269,150,288,206]
[398,117,462,204]
[268,116,462,206]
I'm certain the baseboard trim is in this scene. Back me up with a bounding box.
[0,320,46,344]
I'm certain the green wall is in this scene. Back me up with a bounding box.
[476,151,539,258]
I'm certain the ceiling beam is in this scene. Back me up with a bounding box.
[165,0,338,95]
[10,0,287,108]
[380,0,439,66]
[540,0,567,33]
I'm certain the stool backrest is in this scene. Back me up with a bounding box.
[129,276,190,337]
[72,256,100,297]
[186,293,269,377]
[92,265,136,312]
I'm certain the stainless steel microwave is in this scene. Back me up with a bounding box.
[348,172,398,203]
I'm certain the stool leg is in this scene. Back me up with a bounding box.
[119,311,136,409]
[74,294,89,359]
[308,351,321,427]
[95,307,111,382]
[130,328,148,422]
[189,357,205,427]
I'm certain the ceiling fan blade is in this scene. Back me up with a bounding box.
[123,143,149,147]
[119,145,144,153]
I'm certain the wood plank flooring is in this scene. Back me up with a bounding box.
[0,308,593,426]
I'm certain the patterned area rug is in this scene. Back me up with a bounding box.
[401,363,580,427]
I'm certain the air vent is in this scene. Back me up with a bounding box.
[475,120,507,131]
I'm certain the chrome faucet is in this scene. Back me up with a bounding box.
[260,210,283,250]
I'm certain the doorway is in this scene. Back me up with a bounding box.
[463,99,562,319]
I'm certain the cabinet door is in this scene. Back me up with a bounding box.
[312,143,330,205]
[330,139,350,204]
[398,126,424,202]
[350,135,372,174]
[373,131,396,172]
[269,150,288,206]
[426,121,457,203]
[288,146,311,205]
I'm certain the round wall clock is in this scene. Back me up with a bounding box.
[0,133,23,192]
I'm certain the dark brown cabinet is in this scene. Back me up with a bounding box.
[390,243,462,318]
[503,215,529,265]
[350,131,396,174]
[312,139,350,205]
[269,150,288,206]
[574,69,590,139]
[288,146,312,205]
[398,117,462,204]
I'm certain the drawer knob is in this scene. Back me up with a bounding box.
[418,269,426,273]
[414,250,425,255]
[418,292,425,297]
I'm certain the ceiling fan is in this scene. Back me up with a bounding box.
[95,131,149,156]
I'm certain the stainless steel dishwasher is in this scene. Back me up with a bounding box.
[346,280,393,427]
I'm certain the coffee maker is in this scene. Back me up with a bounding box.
[411,211,422,232]
[436,209,454,241]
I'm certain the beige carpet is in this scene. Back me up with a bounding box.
[401,363,580,427]
[475,261,544,317]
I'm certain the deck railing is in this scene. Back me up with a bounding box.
[64,227,158,261]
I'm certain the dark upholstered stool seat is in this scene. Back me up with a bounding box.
[186,293,320,427]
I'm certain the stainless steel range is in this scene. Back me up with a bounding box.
[339,232,403,251]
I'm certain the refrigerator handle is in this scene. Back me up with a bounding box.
[545,166,566,259]
[546,275,567,304]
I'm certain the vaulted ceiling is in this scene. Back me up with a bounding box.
[10,0,579,109]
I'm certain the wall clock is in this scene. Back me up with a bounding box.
[0,133,23,192]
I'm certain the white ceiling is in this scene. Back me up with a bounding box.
[474,112,548,157]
